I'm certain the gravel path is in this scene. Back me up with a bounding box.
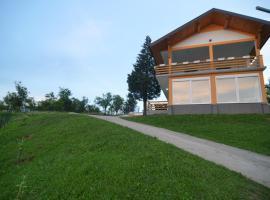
[90,115,270,188]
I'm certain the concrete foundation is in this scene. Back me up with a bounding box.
[167,103,270,114]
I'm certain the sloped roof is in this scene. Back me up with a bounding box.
[151,8,270,64]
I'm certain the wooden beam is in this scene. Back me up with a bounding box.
[193,21,201,33]
[224,16,231,29]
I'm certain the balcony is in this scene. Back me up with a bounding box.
[155,55,264,76]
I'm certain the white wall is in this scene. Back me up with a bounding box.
[173,29,253,48]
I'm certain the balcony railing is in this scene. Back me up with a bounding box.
[155,55,263,76]
[147,101,168,111]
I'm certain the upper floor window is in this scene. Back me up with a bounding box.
[213,41,256,59]
[160,50,168,65]
[172,46,210,63]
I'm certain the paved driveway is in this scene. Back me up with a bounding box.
[90,115,270,188]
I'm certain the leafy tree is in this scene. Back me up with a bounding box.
[111,95,124,115]
[0,100,6,111]
[71,97,88,113]
[86,104,100,113]
[38,92,57,111]
[58,88,72,111]
[15,81,29,109]
[127,36,160,116]
[123,93,137,114]
[26,97,36,111]
[3,92,20,111]
[266,79,270,103]
[95,92,112,115]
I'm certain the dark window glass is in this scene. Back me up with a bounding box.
[172,46,210,63]
[160,51,168,64]
[213,41,256,59]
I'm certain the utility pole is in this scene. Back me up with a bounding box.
[256,6,270,14]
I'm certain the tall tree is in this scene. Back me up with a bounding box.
[123,93,137,114]
[95,92,112,115]
[127,36,160,116]
[15,81,29,110]
[58,88,72,111]
[266,79,270,103]
[112,95,124,115]
[3,92,20,111]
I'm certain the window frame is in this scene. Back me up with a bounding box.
[216,73,262,104]
[172,77,211,105]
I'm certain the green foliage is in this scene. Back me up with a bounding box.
[123,93,137,114]
[266,79,270,103]
[85,104,100,113]
[0,100,6,111]
[0,113,269,199]
[127,36,160,115]
[4,92,20,111]
[58,88,73,111]
[0,112,12,128]
[126,114,270,155]
[111,95,124,115]
[95,92,113,114]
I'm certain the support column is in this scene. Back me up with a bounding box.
[259,71,267,103]
[168,45,173,106]
[209,45,217,104]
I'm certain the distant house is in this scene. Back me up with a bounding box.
[149,8,270,114]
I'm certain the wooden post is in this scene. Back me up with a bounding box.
[209,45,217,104]
[259,72,267,103]
[168,44,172,106]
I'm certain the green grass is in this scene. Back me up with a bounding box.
[0,112,270,199]
[125,114,270,156]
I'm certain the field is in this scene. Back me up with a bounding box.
[125,114,270,155]
[0,112,270,199]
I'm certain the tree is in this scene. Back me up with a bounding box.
[127,36,160,116]
[0,100,5,111]
[71,97,88,113]
[86,104,100,113]
[26,97,36,111]
[266,79,270,103]
[38,92,57,111]
[111,95,124,115]
[58,88,72,111]
[95,92,112,115]
[3,92,20,111]
[123,93,137,114]
[15,81,29,110]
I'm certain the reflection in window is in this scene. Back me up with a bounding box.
[216,78,237,103]
[192,80,210,103]
[172,78,210,104]
[172,46,209,63]
[160,51,168,64]
[238,76,260,102]
[216,75,261,103]
[213,41,256,59]
[173,81,190,104]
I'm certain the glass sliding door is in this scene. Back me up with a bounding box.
[172,78,211,105]
[216,74,261,103]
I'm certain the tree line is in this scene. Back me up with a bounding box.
[0,82,137,115]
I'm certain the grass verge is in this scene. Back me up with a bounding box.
[0,112,270,199]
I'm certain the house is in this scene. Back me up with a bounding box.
[149,8,270,114]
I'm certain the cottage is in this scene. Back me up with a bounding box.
[150,8,270,114]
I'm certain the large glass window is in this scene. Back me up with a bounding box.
[216,75,261,103]
[172,46,210,63]
[216,78,237,103]
[160,50,168,64]
[213,41,256,59]
[238,76,261,102]
[172,78,210,104]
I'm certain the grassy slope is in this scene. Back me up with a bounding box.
[0,113,269,200]
[125,114,270,156]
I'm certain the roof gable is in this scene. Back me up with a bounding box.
[151,8,270,64]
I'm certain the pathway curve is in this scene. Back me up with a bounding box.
[90,115,270,188]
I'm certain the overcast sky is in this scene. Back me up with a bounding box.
[0,0,269,108]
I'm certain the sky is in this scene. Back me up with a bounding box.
[0,0,270,109]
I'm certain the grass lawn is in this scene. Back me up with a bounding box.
[125,114,270,156]
[0,112,270,199]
